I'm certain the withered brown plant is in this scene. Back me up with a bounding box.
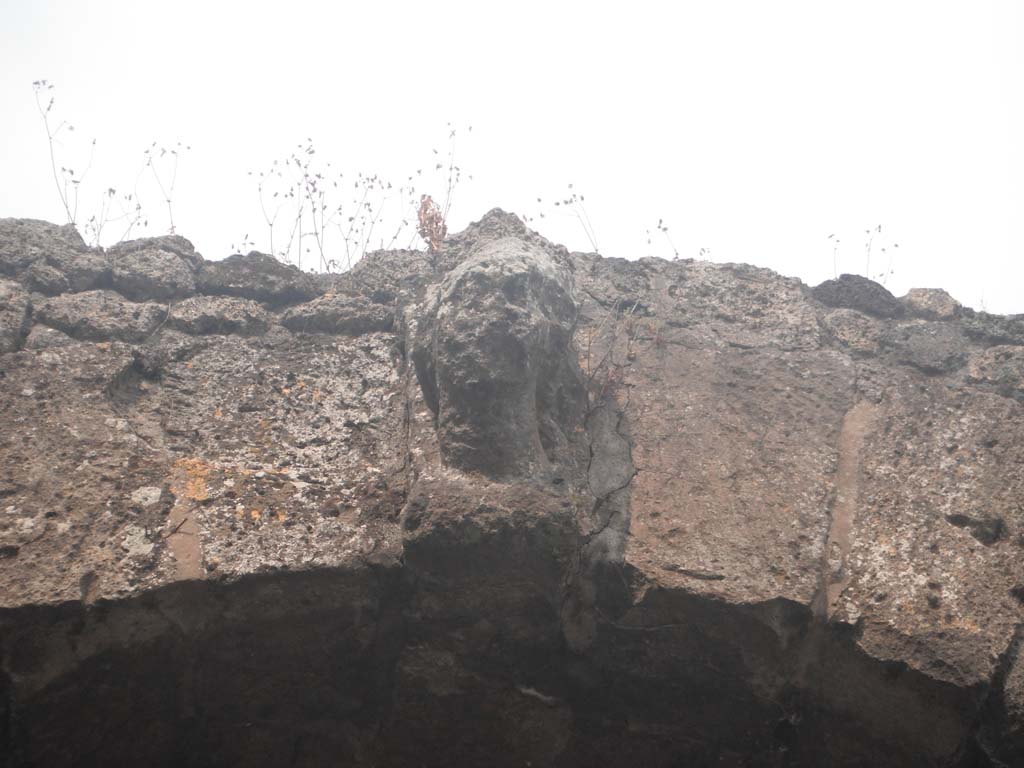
[417,194,447,253]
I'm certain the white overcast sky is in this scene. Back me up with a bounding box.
[1,0,1021,312]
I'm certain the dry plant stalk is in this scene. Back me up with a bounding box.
[32,80,181,245]
[417,194,447,252]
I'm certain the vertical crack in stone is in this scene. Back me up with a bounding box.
[814,400,878,620]
[560,372,637,652]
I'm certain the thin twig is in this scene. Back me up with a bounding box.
[162,517,189,538]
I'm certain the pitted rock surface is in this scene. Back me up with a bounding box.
[22,323,75,350]
[165,295,270,336]
[812,272,905,318]
[961,307,1024,346]
[281,293,394,335]
[882,320,970,374]
[903,287,962,320]
[965,345,1024,401]
[411,233,585,480]
[0,278,30,354]
[108,235,200,301]
[21,260,69,295]
[0,218,109,291]
[821,307,883,355]
[0,210,1022,767]
[197,250,325,305]
[34,289,167,342]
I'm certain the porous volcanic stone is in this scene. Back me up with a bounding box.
[108,235,200,301]
[197,251,323,306]
[1,208,1022,768]
[813,273,904,318]
[411,227,585,480]
[35,289,166,342]
[165,295,270,336]
[965,345,1024,401]
[0,218,109,291]
[0,278,30,353]
[281,293,393,335]
[902,287,961,320]
[21,261,69,295]
[882,321,970,374]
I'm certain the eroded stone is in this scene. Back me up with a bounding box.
[35,290,166,342]
[813,273,904,318]
[903,287,962,320]
[0,218,109,291]
[0,278,30,354]
[1,209,1022,767]
[281,293,393,335]
[109,235,200,301]
[166,295,270,336]
[197,251,323,306]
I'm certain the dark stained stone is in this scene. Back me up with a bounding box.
[165,295,270,336]
[197,251,324,306]
[281,293,393,335]
[813,273,904,318]
[108,236,200,301]
[35,289,166,342]
[0,218,109,291]
[0,278,31,353]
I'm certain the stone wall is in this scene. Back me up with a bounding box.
[1,211,1022,766]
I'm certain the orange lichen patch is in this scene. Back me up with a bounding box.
[946,616,982,634]
[214,407,223,419]
[250,509,262,522]
[275,510,287,523]
[95,341,111,351]
[171,458,212,502]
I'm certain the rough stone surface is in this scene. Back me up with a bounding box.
[21,260,69,295]
[882,321,970,374]
[812,273,904,318]
[281,293,393,335]
[964,345,1024,401]
[821,307,883,355]
[109,235,200,301]
[903,287,962,320]
[0,278,30,354]
[411,233,586,480]
[21,324,77,350]
[197,251,324,306]
[0,218,109,291]
[34,290,167,342]
[961,308,1024,346]
[165,295,270,336]
[1,209,1022,767]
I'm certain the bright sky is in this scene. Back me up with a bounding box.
[1,0,1021,312]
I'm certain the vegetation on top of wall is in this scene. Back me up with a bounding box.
[30,80,904,290]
